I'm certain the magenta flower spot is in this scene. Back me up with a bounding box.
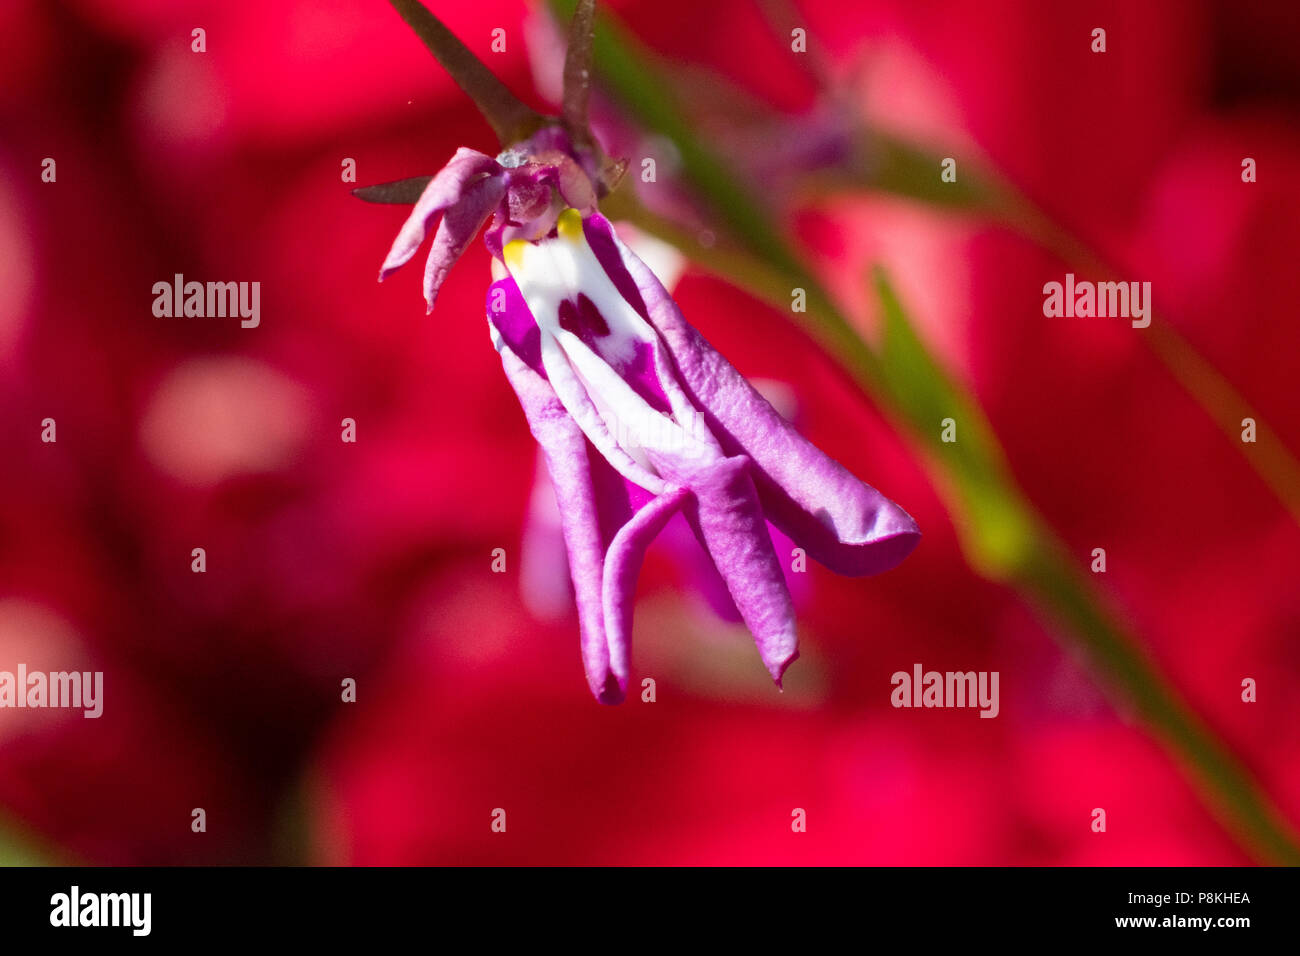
[557,295,611,342]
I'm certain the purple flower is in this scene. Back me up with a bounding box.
[378,127,918,704]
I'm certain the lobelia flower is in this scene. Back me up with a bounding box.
[366,1,919,703]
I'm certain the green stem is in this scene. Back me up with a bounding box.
[845,130,1300,525]
[1017,532,1300,864]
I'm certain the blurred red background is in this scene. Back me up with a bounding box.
[1,0,1298,864]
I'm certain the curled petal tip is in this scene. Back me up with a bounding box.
[769,648,799,689]
[594,672,626,705]
[866,510,922,573]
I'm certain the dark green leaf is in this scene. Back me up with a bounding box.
[351,176,433,204]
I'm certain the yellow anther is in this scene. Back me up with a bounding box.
[556,207,584,243]
[503,239,529,273]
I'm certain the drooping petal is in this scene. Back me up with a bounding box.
[495,342,621,702]
[490,284,682,705]
[601,484,689,693]
[379,147,502,280]
[422,172,506,311]
[591,214,921,576]
[660,452,799,685]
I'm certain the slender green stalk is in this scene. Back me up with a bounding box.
[825,130,1300,525]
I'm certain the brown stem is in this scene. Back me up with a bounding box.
[387,0,547,145]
